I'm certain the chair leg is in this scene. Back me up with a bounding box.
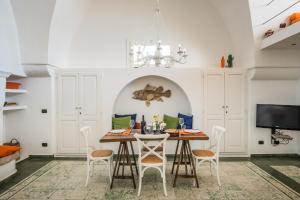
[162,165,167,197]
[85,160,90,187]
[209,161,213,176]
[108,158,112,184]
[90,161,94,177]
[193,158,197,186]
[137,166,142,196]
[215,160,221,186]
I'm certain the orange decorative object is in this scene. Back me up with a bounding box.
[6,82,21,89]
[220,56,225,68]
[291,18,300,25]
[0,145,21,158]
[290,12,300,25]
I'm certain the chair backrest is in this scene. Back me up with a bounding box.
[211,126,226,156]
[134,133,170,164]
[80,126,92,154]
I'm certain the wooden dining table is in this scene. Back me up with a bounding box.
[100,129,209,189]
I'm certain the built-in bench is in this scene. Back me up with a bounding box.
[0,146,20,182]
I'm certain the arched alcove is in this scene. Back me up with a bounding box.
[113,75,192,122]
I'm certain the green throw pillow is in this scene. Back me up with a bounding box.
[163,114,179,129]
[112,116,131,129]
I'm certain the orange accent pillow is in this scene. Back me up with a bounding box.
[0,146,21,158]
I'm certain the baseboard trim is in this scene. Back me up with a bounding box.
[29,155,54,158]
[251,154,300,158]
[54,154,85,158]
[29,153,300,160]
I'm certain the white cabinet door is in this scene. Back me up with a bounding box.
[224,71,245,152]
[205,71,225,118]
[58,73,80,153]
[205,71,225,152]
[79,73,101,153]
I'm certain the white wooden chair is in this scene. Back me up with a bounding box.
[192,125,225,186]
[80,126,113,186]
[134,133,170,197]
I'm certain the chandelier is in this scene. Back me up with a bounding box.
[129,0,187,68]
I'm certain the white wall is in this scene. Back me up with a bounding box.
[0,0,23,75]
[211,0,255,68]
[4,77,55,158]
[49,0,234,68]
[249,80,299,154]
[114,75,192,122]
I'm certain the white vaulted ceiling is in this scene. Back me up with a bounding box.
[11,0,56,64]
[9,0,255,69]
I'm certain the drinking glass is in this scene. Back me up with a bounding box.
[179,118,184,130]
[129,120,135,130]
[144,125,152,134]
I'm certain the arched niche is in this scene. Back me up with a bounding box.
[100,68,204,153]
[113,75,192,122]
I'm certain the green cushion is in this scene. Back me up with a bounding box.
[112,116,131,129]
[163,114,179,129]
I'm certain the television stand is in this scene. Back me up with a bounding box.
[271,128,293,145]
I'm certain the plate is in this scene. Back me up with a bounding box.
[164,129,177,133]
[185,129,200,133]
[110,129,126,134]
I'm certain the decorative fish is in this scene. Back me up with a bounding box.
[132,84,171,107]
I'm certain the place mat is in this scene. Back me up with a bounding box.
[107,129,131,136]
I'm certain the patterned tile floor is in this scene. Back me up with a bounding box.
[251,156,300,194]
[271,165,300,185]
[0,160,299,200]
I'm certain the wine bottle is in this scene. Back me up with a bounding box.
[141,115,146,134]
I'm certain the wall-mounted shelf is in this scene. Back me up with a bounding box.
[248,66,300,80]
[3,105,27,111]
[261,22,300,49]
[5,89,27,94]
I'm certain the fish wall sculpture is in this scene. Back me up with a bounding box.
[132,84,171,107]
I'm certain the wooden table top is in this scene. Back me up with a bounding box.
[100,130,209,143]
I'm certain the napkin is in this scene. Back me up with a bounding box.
[179,130,206,136]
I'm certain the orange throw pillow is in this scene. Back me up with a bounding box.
[0,146,21,158]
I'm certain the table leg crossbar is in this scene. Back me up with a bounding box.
[172,140,199,188]
[110,142,137,189]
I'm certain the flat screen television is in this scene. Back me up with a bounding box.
[256,104,300,131]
